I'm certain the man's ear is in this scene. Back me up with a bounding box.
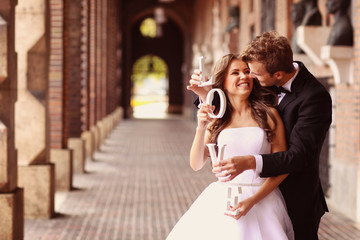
[274,71,285,80]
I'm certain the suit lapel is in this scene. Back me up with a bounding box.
[278,91,297,113]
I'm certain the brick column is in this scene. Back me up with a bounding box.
[0,0,24,239]
[90,0,105,149]
[96,0,103,123]
[101,0,108,118]
[95,0,107,147]
[64,0,86,173]
[80,0,94,162]
[48,0,73,192]
[49,0,64,150]
[81,0,89,131]
[88,0,99,151]
[89,0,97,128]
[64,0,83,140]
[107,0,118,114]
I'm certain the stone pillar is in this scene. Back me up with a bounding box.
[15,0,55,218]
[68,138,85,174]
[0,188,24,240]
[48,0,73,192]
[81,130,94,161]
[18,164,55,218]
[50,149,72,191]
[0,0,24,238]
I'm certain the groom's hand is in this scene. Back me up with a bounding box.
[212,155,256,182]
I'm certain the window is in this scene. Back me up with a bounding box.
[140,18,157,38]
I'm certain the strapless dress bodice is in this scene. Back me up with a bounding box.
[217,127,271,185]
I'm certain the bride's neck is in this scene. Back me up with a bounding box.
[230,96,250,115]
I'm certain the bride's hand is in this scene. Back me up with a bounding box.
[225,197,255,220]
[187,69,212,102]
[197,103,214,129]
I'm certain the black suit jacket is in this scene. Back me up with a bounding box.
[261,62,332,239]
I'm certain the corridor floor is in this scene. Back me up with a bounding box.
[25,118,360,240]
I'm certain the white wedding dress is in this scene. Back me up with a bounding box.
[166,127,294,240]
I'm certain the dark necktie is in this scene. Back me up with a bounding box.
[272,86,290,94]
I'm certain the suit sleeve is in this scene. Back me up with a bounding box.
[260,88,332,177]
[194,98,201,108]
[193,93,220,109]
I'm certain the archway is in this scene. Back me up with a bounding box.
[131,55,169,118]
[125,14,184,118]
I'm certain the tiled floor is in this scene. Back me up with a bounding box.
[25,118,360,240]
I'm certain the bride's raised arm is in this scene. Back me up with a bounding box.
[189,103,214,171]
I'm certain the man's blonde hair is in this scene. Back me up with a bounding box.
[241,31,294,75]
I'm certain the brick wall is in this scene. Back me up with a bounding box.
[89,0,96,127]
[334,0,360,164]
[81,0,89,131]
[335,85,360,163]
[106,0,119,114]
[64,0,83,141]
[48,0,64,149]
[95,0,102,122]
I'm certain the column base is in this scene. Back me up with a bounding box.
[68,138,85,173]
[81,131,94,161]
[90,125,100,151]
[50,149,73,191]
[0,188,24,240]
[18,164,55,219]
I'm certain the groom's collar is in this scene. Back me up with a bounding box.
[279,62,300,92]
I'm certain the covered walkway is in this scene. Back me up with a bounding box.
[24,118,360,240]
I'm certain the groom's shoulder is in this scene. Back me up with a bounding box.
[295,62,331,102]
[295,62,328,89]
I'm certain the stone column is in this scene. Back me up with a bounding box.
[0,0,24,239]
[15,0,55,218]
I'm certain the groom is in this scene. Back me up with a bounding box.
[189,31,332,240]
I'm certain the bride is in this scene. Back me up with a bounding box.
[166,54,294,240]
